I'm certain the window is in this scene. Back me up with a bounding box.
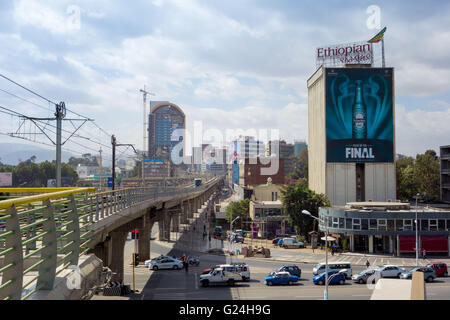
[333,217,339,228]
[328,217,332,228]
[421,220,428,231]
[387,220,395,231]
[438,220,446,231]
[396,220,404,231]
[378,219,387,231]
[346,218,352,229]
[361,219,368,231]
[429,219,437,232]
[339,218,345,229]
[369,219,377,230]
[404,219,412,231]
[353,219,361,230]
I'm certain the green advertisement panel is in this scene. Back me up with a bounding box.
[326,68,394,163]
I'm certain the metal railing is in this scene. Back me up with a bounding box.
[0,178,220,300]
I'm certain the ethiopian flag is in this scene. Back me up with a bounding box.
[368,27,387,43]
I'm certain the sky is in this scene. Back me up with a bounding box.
[0,0,449,162]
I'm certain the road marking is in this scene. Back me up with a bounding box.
[356,258,363,265]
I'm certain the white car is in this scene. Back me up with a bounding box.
[144,255,171,267]
[376,265,406,278]
[149,257,183,271]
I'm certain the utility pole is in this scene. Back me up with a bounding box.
[112,135,116,190]
[111,135,138,190]
[55,102,66,187]
[139,86,155,187]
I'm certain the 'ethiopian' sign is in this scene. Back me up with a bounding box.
[325,68,394,163]
[316,41,373,67]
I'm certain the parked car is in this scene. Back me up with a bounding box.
[352,269,379,284]
[264,271,299,286]
[377,265,406,278]
[148,257,183,271]
[271,265,301,278]
[400,267,436,282]
[426,262,448,277]
[281,238,305,249]
[313,270,346,285]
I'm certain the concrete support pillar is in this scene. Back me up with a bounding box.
[389,236,394,254]
[350,234,355,252]
[448,236,450,257]
[91,238,112,267]
[158,208,170,242]
[109,230,128,283]
[368,235,374,253]
[188,200,193,219]
[180,202,187,224]
[397,235,400,257]
[138,215,153,262]
[171,212,180,232]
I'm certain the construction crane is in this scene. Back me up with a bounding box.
[139,86,155,186]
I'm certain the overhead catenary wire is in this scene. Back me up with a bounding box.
[0,74,139,161]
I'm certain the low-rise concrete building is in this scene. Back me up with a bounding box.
[319,202,450,256]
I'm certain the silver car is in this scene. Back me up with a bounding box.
[377,265,406,278]
[400,267,436,282]
[149,257,183,270]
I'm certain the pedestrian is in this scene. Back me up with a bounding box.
[182,254,187,271]
[366,259,370,269]
[423,249,427,260]
[203,232,206,240]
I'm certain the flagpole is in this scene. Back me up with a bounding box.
[381,37,385,67]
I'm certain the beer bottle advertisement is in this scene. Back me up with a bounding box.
[325,68,394,163]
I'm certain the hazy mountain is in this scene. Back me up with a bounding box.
[0,143,75,165]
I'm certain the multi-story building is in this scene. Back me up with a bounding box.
[307,66,396,205]
[294,140,307,156]
[238,157,285,187]
[148,101,185,162]
[267,140,295,177]
[319,202,450,256]
[249,180,293,239]
[441,145,450,204]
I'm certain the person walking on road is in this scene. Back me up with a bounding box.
[366,259,370,269]
[182,254,188,272]
[422,249,427,260]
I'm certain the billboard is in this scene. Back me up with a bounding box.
[317,41,373,68]
[326,68,394,163]
[232,161,239,184]
[0,172,13,187]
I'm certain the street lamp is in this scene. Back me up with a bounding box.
[414,193,421,266]
[302,209,329,300]
[230,216,240,235]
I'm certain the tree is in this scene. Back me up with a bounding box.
[281,179,330,237]
[287,148,308,181]
[413,150,440,200]
[225,199,250,230]
[396,156,418,201]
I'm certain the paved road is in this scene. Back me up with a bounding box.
[116,240,450,301]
